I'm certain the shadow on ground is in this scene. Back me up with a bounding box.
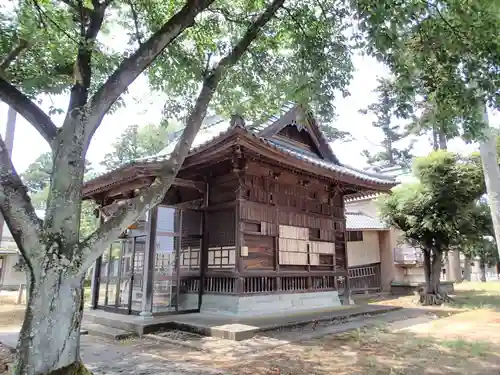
[451,290,500,310]
[212,320,500,375]
[129,306,498,375]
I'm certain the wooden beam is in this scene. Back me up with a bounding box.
[173,178,206,192]
[107,177,154,198]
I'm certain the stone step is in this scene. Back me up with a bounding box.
[81,323,136,341]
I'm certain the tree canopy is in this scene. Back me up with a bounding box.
[0,1,364,373]
[356,0,500,260]
[360,77,414,169]
[379,151,484,303]
[355,0,500,127]
[101,122,178,170]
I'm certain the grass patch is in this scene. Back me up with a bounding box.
[438,338,491,357]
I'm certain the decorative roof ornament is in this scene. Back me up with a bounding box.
[230,114,245,128]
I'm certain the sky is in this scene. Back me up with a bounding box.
[0,53,499,175]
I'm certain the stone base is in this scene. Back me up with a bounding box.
[200,291,342,317]
[390,281,455,296]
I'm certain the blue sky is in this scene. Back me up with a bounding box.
[1,53,498,174]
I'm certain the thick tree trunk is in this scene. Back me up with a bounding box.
[423,249,431,287]
[478,112,500,260]
[419,249,450,305]
[14,266,87,375]
[429,251,442,293]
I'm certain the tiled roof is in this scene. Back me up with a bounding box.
[248,101,296,133]
[346,211,388,231]
[85,103,396,187]
[266,140,395,185]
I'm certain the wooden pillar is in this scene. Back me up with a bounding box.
[140,206,158,316]
[199,181,209,310]
[340,202,353,305]
[232,147,245,294]
[88,256,101,309]
[88,205,103,309]
[235,197,244,293]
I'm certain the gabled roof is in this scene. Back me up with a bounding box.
[346,211,388,231]
[83,103,396,197]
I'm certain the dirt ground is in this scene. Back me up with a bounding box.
[2,282,500,375]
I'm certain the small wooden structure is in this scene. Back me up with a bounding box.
[83,103,396,317]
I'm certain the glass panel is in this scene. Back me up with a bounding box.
[131,236,146,312]
[106,241,122,307]
[153,225,178,313]
[118,239,133,309]
[157,206,180,234]
[98,246,110,306]
[178,237,201,311]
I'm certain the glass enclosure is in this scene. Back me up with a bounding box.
[97,235,146,314]
[152,206,202,313]
[95,206,202,315]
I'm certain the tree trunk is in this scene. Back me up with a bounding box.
[478,110,500,260]
[463,255,471,281]
[14,265,87,375]
[447,249,462,282]
[479,258,487,282]
[429,251,442,294]
[419,249,450,305]
[423,249,431,288]
[0,105,16,244]
[438,130,447,150]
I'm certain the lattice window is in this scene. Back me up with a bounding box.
[180,247,201,268]
[207,246,236,268]
[278,225,336,266]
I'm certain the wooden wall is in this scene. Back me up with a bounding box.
[237,161,347,273]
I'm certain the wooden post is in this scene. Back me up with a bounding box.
[199,181,209,310]
[339,197,353,305]
[235,196,246,294]
[88,256,101,309]
[141,206,158,316]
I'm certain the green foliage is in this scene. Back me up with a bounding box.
[460,201,499,268]
[100,123,177,170]
[355,0,500,140]
[360,77,414,168]
[379,151,484,251]
[20,152,52,193]
[21,152,93,194]
[2,0,356,131]
[144,0,354,131]
[1,0,120,98]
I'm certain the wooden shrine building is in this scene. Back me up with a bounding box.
[83,103,396,317]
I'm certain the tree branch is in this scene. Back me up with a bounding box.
[0,39,29,73]
[0,135,43,268]
[64,0,107,116]
[58,0,93,21]
[85,0,216,145]
[128,0,143,45]
[0,77,58,144]
[78,0,285,274]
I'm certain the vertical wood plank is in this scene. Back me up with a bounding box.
[141,205,158,316]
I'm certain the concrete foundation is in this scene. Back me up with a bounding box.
[200,291,342,317]
[390,281,455,296]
